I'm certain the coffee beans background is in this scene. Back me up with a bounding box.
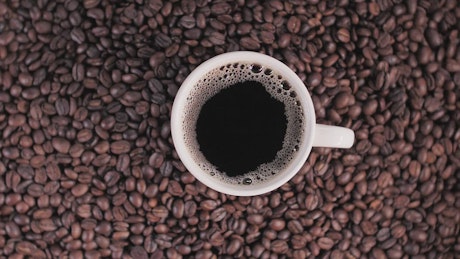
[1,0,459,258]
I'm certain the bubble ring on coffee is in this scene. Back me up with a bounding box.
[180,62,305,185]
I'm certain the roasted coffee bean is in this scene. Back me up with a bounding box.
[287,16,301,34]
[318,237,335,250]
[110,140,131,154]
[337,28,350,43]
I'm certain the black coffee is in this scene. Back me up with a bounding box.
[196,81,287,177]
[182,62,304,185]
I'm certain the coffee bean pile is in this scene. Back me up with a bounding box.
[1,0,459,258]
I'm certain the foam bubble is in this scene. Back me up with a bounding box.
[181,62,305,186]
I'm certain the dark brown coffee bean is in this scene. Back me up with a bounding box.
[34,21,52,34]
[2,147,19,159]
[271,240,289,254]
[15,241,37,255]
[71,184,89,197]
[0,31,15,45]
[363,99,378,115]
[425,28,443,48]
[55,98,70,115]
[305,194,319,210]
[110,140,131,154]
[112,192,127,206]
[240,37,260,50]
[334,92,350,109]
[307,73,322,87]
[37,219,58,232]
[27,183,44,197]
[179,16,196,29]
[209,31,226,46]
[6,222,21,238]
[226,238,242,255]
[77,204,92,218]
[52,137,71,153]
[391,224,406,238]
[200,200,217,211]
[446,59,460,72]
[360,236,376,253]
[33,208,53,219]
[154,33,172,48]
[70,28,86,44]
[361,220,377,235]
[409,229,427,243]
[18,73,33,87]
[83,0,100,9]
[287,16,301,34]
[337,28,350,43]
[149,52,165,68]
[211,2,230,15]
[210,207,227,222]
[317,237,335,250]
[404,209,423,223]
[130,246,148,259]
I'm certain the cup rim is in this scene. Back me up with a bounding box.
[171,51,316,196]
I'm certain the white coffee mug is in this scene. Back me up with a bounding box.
[171,51,354,196]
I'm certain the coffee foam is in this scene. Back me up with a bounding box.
[181,62,305,185]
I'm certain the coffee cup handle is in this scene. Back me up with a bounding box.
[312,124,355,148]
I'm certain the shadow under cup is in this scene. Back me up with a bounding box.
[171,52,316,196]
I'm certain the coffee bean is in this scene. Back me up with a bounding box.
[34,21,52,34]
[76,204,92,218]
[240,37,260,50]
[337,28,350,43]
[226,238,242,254]
[110,140,131,154]
[55,98,70,115]
[52,137,71,153]
[83,0,100,9]
[112,192,127,206]
[307,73,322,87]
[404,209,423,223]
[409,229,428,243]
[425,28,443,48]
[334,92,350,109]
[32,208,52,220]
[149,52,165,68]
[18,73,33,87]
[130,246,148,259]
[287,16,301,34]
[271,240,289,254]
[37,218,57,232]
[154,33,172,48]
[269,219,286,231]
[15,241,37,255]
[6,222,21,238]
[178,16,196,29]
[318,237,335,250]
[363,99,378,115]
[361,236,376,253]
[247,214,263,225]
[71,184,89,197]
[391,224,406,238]
[205,206,223,221]
[361,220,378,235]
[27,183,44,197]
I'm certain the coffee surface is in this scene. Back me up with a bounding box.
[196,81,287,177]
[181,62,304,185]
